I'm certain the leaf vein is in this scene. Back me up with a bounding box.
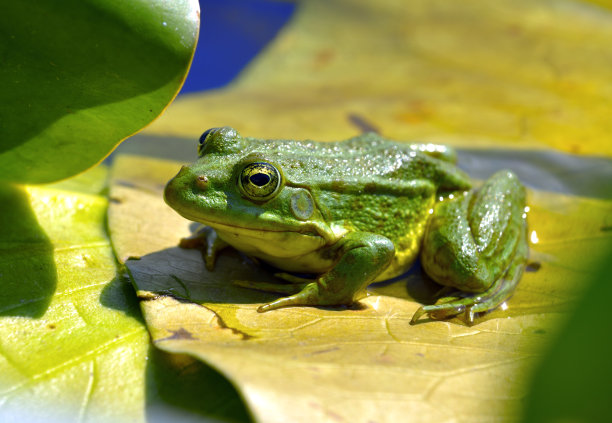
[0,328,144,396]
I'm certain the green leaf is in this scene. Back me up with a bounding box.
[0,178,150,420]
[0,171,251,422]
[0,0,199,184]
[522,245,612,423]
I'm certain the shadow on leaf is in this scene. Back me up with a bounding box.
[0,184,56,317]
[126,246,284,306]
[145,346,252,423]
[99,272,253,422]
[99,275,146,325]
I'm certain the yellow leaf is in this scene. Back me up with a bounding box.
[109,154,612,422]
[145,0,612,156]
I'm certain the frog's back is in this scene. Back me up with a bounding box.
[241,134,471,279]
[244,133,471,192]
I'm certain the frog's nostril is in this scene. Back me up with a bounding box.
[196,175,209,190]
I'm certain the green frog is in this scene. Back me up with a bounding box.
[164,127,528,324]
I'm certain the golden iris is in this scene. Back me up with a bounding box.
[239,162,281,200]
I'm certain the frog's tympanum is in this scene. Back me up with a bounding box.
[164,127,528,324]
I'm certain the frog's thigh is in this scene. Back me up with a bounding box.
[258,232,395,312]
[417,170,527,322]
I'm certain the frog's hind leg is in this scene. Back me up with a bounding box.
[408,143,457,163]
[412,170,528,325]
[412,233,527,324]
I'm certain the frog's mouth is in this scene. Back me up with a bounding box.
[175,210,331,258]
[164,181,339,257]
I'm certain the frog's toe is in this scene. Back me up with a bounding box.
[429,302,476,323]
[410,277,513,325]
[410,300,470,324]
[233,280,306,295]
[410,307,428,324]
[203,254,215,272]
[274,272,317,284]
[179,236,204,249]
[257,283,320,312]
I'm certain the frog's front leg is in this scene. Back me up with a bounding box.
[412,170,528,324]
[238,232,395,312]
[179,226,229,271]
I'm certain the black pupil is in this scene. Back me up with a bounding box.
[250,173,270,186]
[199,127,219,145]
[199,130,212,144]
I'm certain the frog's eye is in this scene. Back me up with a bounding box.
[198,127,221,155]
[239,162,282,201]
[199,128,220,145]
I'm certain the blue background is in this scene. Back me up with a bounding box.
[179,0,296,94]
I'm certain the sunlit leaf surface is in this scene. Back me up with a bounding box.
[145,0,612,157]
[0,172,150,421]
[0,170,251,422]
[0,0,199,184]
[109,154,612,422]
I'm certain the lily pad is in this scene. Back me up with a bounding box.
[144,0,612,157]
[0,169,250,422]
[0,0,199,184]
[108,153,612,422]
[0,175,150,421]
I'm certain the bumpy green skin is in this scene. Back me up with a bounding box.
[164,127,528,324]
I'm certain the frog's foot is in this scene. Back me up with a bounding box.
[257,282,323,312]
[411,278,507,325]
[234,275,331,312]
[233,279,329,312]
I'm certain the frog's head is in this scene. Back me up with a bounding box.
[164,127,334,253]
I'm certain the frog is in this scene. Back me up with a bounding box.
[164,127,528,324]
